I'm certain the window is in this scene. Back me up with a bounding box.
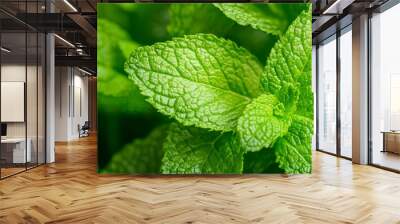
[0,2,47,179]
[317,35,337,154]
[339,27,352,158]
[370,3,400,171]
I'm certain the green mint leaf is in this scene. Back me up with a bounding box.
[261,7,312,114]
[104,125,169,174]
[125,34,263,131]
[161,123,244,174]
[295,60,313,118]
[274,115,313,174]
[238,94,291,152]
[243,148,283,173]
[214,4,295,35]
[168,4,234,37]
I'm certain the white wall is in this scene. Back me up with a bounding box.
[1,63,46,164]
[1,65,26,140]
[55,66,70,141]
[1,65,35,138]
[1,64,25,81]
[72,73,89,138]
[55,67,89,141]
[1,82,25,122]
[1,64,25,137]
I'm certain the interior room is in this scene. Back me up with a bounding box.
[54,66,92,141]
[0,0,400,223]
[0,12,46,178]
[370,2,400,171]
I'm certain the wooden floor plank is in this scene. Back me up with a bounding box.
[0,135,400,223]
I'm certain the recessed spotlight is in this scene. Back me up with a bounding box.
[78,67,92,76]
[54,34,75,48]
[1,47,11,53]
[63,0,78,12]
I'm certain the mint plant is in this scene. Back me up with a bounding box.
[102,4,312,174]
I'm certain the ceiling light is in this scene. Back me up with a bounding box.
[322,0,354,15]
[54,34,75,48]
[63,0,78,12]
[76,48,86,56]
[1,47,11,53]
[323,0,342,14]
[78,67,92,76]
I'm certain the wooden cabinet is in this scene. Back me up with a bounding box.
[382,132,400,154]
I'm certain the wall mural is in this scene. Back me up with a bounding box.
[97,3,313,174]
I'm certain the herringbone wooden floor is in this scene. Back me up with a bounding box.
[1,135,400,224]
